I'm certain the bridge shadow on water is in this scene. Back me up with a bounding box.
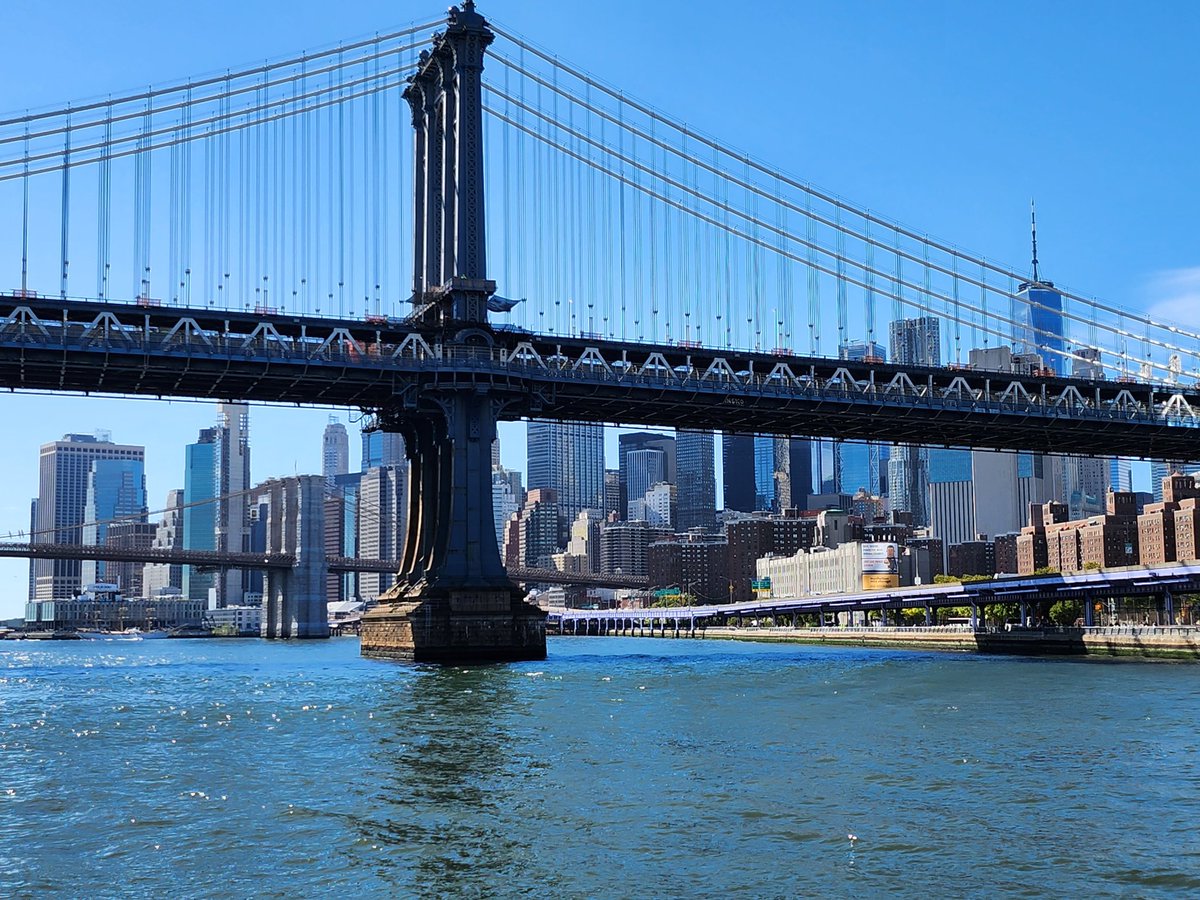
[339,664,549,895]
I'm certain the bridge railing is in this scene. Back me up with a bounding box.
[3,298,1198,429]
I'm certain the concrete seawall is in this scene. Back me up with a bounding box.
[683,626,1200,660]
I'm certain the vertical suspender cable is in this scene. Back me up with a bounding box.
[348,56,357,317]
[182,85,192,307]
[220,75,231,308]
[338,48,346,317]
[951,256,961,364]
[21,120,30,296]
[864,217,875,350]
[805,192,816,355]
[97,102,111,299]
[169,115,180,304]
[978,263,988,347]
[362,54,371,313]
[618,100,627,340]
[142,95,153,299]
[60,106,72,299]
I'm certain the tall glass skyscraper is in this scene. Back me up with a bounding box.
[182,428,217,602]
[675,431,716,531]
[722,433,756,513]
[753,437,775,510]
[838,341,888,497]
[33,433,146,600]
[626,449,666,513]
[81,457,148,585]
[888,317,941,525]
[889,317,941,370]
[617,432,676,519]
[1109,458,1133,494]
[527,421,605,541]
[1017,280,1066,375]
[361,430,406,471]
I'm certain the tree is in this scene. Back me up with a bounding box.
[1083,561,1101,571]
[1048,599,1081,626]
[1033,566,1060,576]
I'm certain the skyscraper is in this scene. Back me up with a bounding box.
[33,433,146,600]
[81,456,149,585]
[626,448,666,514]
[721,433,757,513]
[1016,207,1066,375]
[889,317,941,370]
[492,469,519,549]
[361,429,406,471]
[143,489,185,598]
[357,465,406,600]
[675,431,716,531]
[527,421,605,537]
[723,433,810,513]
[617,432,676,519]
[753,436,783,510]
[889,317,941,526]
[781,438,813,509]
[1109,458,1133,494]
[838,341,887,497]
[215,403,251,606]
[603,470,621,520]
[322,416,350,488]
[182,428,218,602]
[927,448,1023,568]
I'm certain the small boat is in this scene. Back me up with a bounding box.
[77,629,143,641]
[131,629,170,640]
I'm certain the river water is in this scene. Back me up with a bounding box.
[2,636,1200,898]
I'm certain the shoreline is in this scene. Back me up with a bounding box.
[567,625,1200,661]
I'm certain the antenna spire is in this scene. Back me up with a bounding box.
[1030,199,1040,283]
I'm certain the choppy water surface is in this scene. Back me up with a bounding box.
[3,637,1200,898]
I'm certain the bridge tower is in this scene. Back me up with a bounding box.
[360,2,547,662]
[260,476,330,640]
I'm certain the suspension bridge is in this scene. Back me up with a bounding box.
[2,2,1197,660]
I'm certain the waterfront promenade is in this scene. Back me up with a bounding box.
[554,619,1200,660]
[697,624,1200,659]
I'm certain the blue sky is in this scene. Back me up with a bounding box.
[1,0,1197,617]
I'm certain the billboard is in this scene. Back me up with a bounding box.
[861,542,900,590]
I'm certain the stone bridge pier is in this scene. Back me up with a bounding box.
[261,475,329,639]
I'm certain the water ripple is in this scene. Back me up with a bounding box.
[2,636,1200,897]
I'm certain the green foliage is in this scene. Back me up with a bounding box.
[651,592,693,608]
[960,574,991,583]
[1083,561,1101,571]
[933,574,960,584]
[983,602,1020,626]
[1048,599,1082,626]
[1033,566,1060,576]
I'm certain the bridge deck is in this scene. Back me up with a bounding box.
[1,296,1197,460]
